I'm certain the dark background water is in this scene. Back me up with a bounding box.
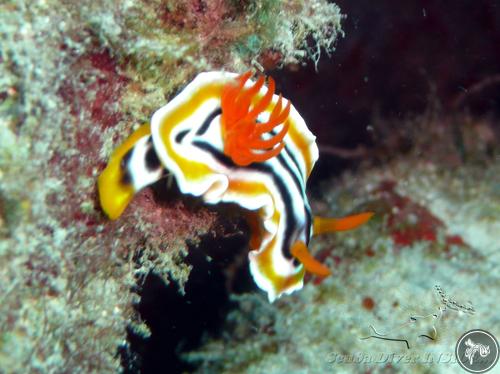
[127,1,500,373]
[277,0,500,181]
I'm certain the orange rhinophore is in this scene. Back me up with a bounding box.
[290,241,331,277]
[220,71,291,166]
[313,212,374,235]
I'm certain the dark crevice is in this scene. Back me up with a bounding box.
[120,213,254,374]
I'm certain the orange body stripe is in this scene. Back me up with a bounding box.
[227,179,269,197]
[286,121,313,176]
[250,208,305,295]
[227,179,270,249]
[158,82,225,182]
[256,236,306,294]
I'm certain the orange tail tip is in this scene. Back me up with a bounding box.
[313,212,374,235]
[221,72,291,166]
[290,241,331,277]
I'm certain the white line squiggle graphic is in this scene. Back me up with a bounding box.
[465,338,490,365]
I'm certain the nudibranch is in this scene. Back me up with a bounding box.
[98,71,373,301]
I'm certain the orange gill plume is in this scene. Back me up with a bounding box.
[221,71,291,166]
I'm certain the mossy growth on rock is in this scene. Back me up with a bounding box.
[0,0,344,372]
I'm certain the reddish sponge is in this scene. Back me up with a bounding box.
[374,180,468,251]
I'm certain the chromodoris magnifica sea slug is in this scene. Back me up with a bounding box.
[98,71,373,301]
